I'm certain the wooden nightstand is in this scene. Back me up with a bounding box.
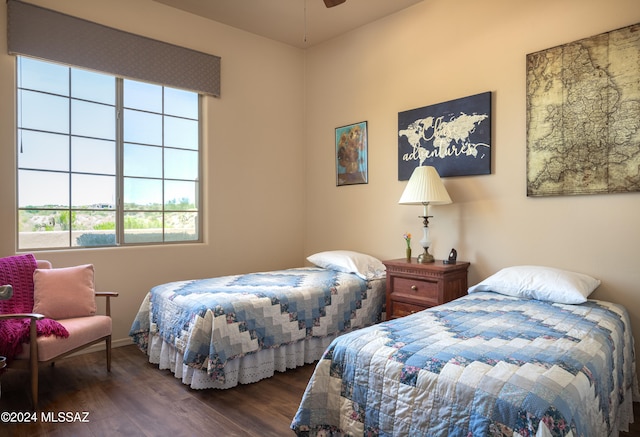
[382,258,470,319]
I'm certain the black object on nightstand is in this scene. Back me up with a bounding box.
[443,248,457,264]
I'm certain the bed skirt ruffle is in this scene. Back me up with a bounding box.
[146,332,335,389]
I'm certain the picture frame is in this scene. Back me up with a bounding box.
[336,121,368,186]
[398,91,492,180]
[526,23,640,197]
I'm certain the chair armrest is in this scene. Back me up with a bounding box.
[95,291,118,317]
[0,313,45,321]
[95,291,119,298]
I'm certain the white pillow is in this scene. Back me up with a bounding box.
[306,250,386,280]
[467,265,601,304]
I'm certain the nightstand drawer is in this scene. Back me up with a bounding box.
[391,301,427,318]
[390,277,438,306]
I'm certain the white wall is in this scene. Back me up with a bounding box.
[304,0,640,365]
[0,0,306,345]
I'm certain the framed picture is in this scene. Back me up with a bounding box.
[336,121,368,186]
[398,91,492,180]
[526,23,640,196]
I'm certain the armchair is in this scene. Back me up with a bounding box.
[0,255,118,408]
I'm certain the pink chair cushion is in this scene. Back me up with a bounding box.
[33,264,97,320]
[15,315,112,362]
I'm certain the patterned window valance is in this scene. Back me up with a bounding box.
[7,0,221,97]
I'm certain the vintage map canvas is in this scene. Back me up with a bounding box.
[526,23,640,197]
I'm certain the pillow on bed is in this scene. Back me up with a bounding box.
[307,250,386,280]
[467,265,600,304]
[33,264,97,319]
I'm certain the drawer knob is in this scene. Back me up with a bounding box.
[411,285,418,291]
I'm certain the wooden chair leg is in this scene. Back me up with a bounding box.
[106,336,112,372]
[29,319,38,409]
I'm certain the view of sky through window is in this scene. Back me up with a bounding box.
[17,56,201,249]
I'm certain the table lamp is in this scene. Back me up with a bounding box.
[399,166,451,263]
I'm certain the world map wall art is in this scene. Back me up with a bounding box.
[526,22,640,197]
[397,91,492,180]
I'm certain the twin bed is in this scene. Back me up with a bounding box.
[129,251,387,389]
[130,255,638,436]
[291,265,639,436]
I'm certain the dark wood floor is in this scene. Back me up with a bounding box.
[0,344,314,436]
[1,344,639,436]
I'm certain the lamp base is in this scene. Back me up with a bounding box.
[417,248,435,263]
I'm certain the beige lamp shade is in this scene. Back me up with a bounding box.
[399,166,452,205]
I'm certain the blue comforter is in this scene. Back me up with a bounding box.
[130,267,384,383]
[291,292,638,436]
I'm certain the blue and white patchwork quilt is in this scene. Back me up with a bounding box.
[291,292,638,436]
[130,267,385,383]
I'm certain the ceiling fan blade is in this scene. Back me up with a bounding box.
[323,0,347,7]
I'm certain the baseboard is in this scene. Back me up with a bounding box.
[67,336,134,357]
[112,337,134,349]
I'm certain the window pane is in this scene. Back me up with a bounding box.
[124,177,162,210]
[72,100,116,140]
[71,174,116,209]
[165,180,198,210]
[19,209,70,249]
[164,116,198,150]
[19,90,69,133]
[165,88,198,119]
[72,137,116,175]
[18,57,69,95]
[124,212,163,243]
[70,210,116,231]
[71,68,115,105]
[124,109,162,145]
[18,130,69,172]
[73,211,117,248]
[19,209,65,232]
[19,170,68,208]
[74,230,117,247]
[165,212,198,241]
[165,149,198,180]
[124,143,162,178]
[124,80,162,112]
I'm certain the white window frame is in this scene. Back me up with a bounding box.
[16,56,203,251]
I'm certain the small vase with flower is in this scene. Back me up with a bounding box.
[403,232,412,262]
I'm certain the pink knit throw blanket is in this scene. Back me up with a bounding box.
[0,253,69,361]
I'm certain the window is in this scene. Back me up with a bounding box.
[17,56,201,250]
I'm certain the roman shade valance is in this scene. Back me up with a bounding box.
[7,0,221,97]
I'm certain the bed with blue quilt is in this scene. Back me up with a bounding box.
[129,251,387,390]
[291,265,639,436]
